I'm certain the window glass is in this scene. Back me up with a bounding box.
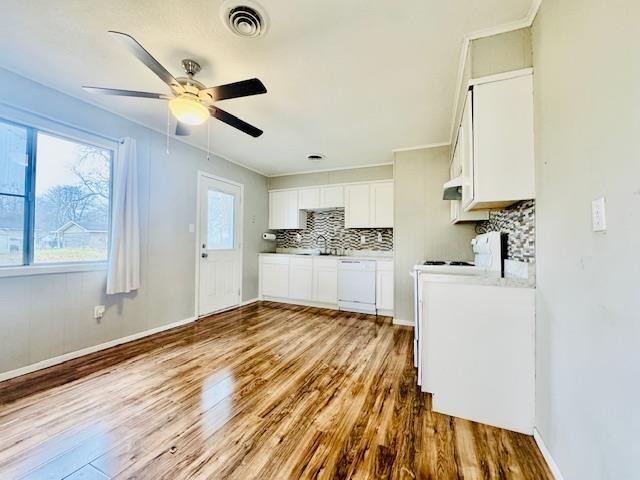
[207,190,235,250]
[0,196,24,266]
[0,122,28,195]
[33,133,111,263]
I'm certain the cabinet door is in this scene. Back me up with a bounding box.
[289,258,313,300]
[320,186,344,208]
[269,190,304,229]
[376,261,394,311]
[370,182,394,228]
[460,90,474,211]
[298,188,320,210]
[471,74,535,209]
[261,257,290,298]
[312,258,338,304]
[344,184,371,228]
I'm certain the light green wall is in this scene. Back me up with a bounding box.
[471,28,532,78]
[393,147,476,322]
[532,2,639,479]
[267,164,393,190]
[451,28,532,148]
[0,67,271,376]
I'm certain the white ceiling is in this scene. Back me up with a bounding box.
[0,0,532,176]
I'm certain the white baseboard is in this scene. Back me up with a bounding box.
[261,296,339,311]
[393,318,414,327]
[0,315,197,383]
[534,428,564,480]
[240,297,260,306]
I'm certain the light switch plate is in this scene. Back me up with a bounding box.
[591,197,607,232]
[188,224,195,233]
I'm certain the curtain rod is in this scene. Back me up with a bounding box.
[0,99,125,144]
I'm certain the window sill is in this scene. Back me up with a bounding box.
[0,262,108,279]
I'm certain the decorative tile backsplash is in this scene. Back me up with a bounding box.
[476,200,535,263]
[275,209,393,251]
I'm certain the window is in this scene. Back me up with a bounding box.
[0,118,112,267]
[207,190,235,250]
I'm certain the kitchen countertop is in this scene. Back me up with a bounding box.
[260,250,393,260]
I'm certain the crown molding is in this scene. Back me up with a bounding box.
[392,142,450,153]
[267,162,394,178]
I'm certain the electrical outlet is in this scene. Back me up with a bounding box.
[94,305,105,320]
[296,233,302,242]
[360,235,366,245]
[377,232,383,242]
[591,197,607,232]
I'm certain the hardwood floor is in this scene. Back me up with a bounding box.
[0,301,552,479]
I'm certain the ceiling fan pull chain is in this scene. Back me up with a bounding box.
[206,118,211,161]
[166,104,170,155]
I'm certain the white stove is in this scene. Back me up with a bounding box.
[410,231,507,370]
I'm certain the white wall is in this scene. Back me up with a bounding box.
[0,67,271,375]
[532,2,639,479]
[393,147,476,323]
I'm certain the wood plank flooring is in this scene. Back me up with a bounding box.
[0,301,552,479]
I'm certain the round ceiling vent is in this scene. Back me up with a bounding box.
[306,153,325,161]
[220,0,269,38]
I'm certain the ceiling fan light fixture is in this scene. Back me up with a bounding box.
[169,95,209,125]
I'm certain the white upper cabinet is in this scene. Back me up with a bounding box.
[269,181,392,229]
[344,184,371,228]
[269,190,307,229]
[320,186,344,208]
[298,188,320,210]
[370,181,394,228]
[463,73,535,211]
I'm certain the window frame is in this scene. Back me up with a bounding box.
[0,116,114,275]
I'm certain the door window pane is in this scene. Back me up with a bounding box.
[34,133,111,263]
[0,195,24,266]
[207,190,235,250]
[0,122,28,195]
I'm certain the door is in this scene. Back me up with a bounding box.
[260,255,290,298]
[289,257,313,300]
[370,182,394,227]
[312,258,338,303]
[344,184,371,228]
[198,175,242,316]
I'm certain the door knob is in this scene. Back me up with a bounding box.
[201,252,208,258]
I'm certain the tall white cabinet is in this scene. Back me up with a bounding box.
[462,72,535,211]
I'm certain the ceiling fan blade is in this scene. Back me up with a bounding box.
[209,106,263,137]
[82,86,171,99]
[204,78,267,101]
[175,121,191,136]
[108,31,183,93]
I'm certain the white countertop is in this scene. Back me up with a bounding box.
[260,250,393,261]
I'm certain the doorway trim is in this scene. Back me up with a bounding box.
[194,170,244,318]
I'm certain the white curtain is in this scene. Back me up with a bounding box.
[106,137,140,294]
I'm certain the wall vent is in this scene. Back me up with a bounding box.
[220,0,269,38]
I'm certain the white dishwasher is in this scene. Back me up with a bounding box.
[337,259,376,314]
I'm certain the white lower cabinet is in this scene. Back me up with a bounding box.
[260,255,392,315]
[288,257,313,300]
[375,260,394,311]
[260,255,290,298]
[312,258,338,303]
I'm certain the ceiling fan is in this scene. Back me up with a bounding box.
[83,31,266,137]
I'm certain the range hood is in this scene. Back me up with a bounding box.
[443,176,463,200]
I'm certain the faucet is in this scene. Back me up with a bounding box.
[316,235,328,255]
